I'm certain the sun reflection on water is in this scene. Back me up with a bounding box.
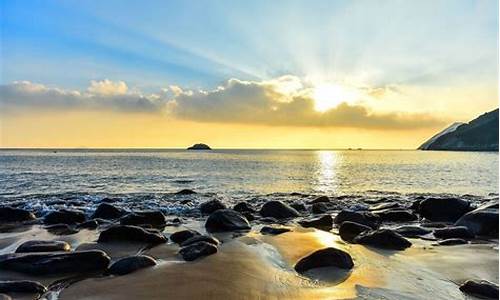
[315,151,341,194]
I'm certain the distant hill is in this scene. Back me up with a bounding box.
[419,109,499,151]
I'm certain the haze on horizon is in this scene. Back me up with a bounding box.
[0,0,498,149]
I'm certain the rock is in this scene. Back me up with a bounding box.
[242,212,255,221]
[180,235,219,247]
[91,203,125,220]
[0,207,36,223]
[311,202,330,214]
[45,224,79,235]
[200,199,227,215]
[233,202,255,213]
[0,294,11,300]
[107,255,157,276]
[0,280,47,294]
[334,210,379,228]
[77,219,100,229]
[420,222,449,228]
[455,202,499,237]
[176,189,197,195]
[16,240,70,253]
[369,202,400,211]
[372,209,418,222]
[436,238,468,246]
[294,247,354,273]
[120,211,166,227]
[339,221,371,242]
[98,225,167,244]
[308,196,330,204]
[433,226,473,239]
[394,225,431,238]
[44,209,86,225]
[299,215,333,231]
[290,202,307,212]
[418,197,470,222]
[179,241,217,261]
[353,229,412,250]
[169,230,200,244]
[187,143,211,150]
[205,209,250,232]
[0,250,110,275]
[260,226,290,235]
[260,201,300,219]
[459,280,499,299]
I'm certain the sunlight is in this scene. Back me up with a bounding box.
[315,150,341,194]
[313,84,350,112]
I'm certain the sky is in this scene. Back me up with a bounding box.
[0,0,498,148]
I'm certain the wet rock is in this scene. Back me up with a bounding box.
[0,250,110,275]
[98,225,167,244]
[169,229,200,244]
[45,224,79,235]
[436,238,468,246]
[433,226,473,239]
[260,201,300,219]
[91,203,125,220]
[299,215,333,231]
[179,241,217,261]
[339,221,371,242]
[419,197,470,222]
[16,240,70,253]
[311,202,330,214]
[455,201,499,237]
[205,209,250,232]
[0,207,36,223]
[107,255,157,276]
[459,280,499,299]
[420,222,449,228]
[242,212,255,221]
[372,209,418,222]
[180,235,219,247]
[233,202,255,213]
[260,226,290,235]
[394,225,431,238]
[369,202,400,211]
[44,209,86,225]
[294,247,354,273]
[120,211,166,227]
[0,280,47,294]
[353,229,412,250]
[290,202,307,212]
[308,196,330,204]
[77,219,100,229]
[200,199,227,215]
[176,189,197,195]
[334,210,379,228]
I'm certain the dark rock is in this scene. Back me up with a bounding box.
[294,247,354,273]
[0,207,36,223]
[179,241,217,261]
[107,255,157,276]
[339,221,371,242]
[299,215,333,231]
[233,202,255,213]
[16,240,70,253]
[200,199,226,215]
[0,280,47,294]
[372,209,418,222]
[260,201,300,219]
[290,202,307,212]
[436,238,468,246]
[176,189,197,195]
[77,219,100,229]
[433,226,473,239]
[418,197,470,222]
[459,280,499,299]
[369,202,400,211]
[455,202,499,237]
[420,222,449,228]
[170,229,200,244]
[120,211,166,227]
[45,224,79,235]
[205,209,250,232]
[394,225,431,238]
[334,210,379,228]
[311,202,330,214]
[92,203,125,220]
[260,226,290,235]
[187,143,211,150]
[180,235,219,247]
[0,250,110,275]
[44,209,86,225]
[309,196,330,204]
[260,217,279,223]
[98,225,167,244]
[353,229,412,250]
[242,212,255,221]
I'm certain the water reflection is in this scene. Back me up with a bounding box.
[315,151,341,194]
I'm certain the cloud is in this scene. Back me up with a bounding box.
[0,77,445,129]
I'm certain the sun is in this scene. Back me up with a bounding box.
[312,84,349,112]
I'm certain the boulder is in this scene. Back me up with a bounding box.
[180,235,219,247]
[205,209,250,232]
[290,202,307,212]
[260,226,290,235]
[308,196,330,204]
[45,224,79,235]
[311,202,329,214]
[433,226,473,239]
[459,280,499,299]
[372,209,418,222]
[0,250,110,275]
[436,238,468,246]
[77,219,100,229]
[299,215,333,231]
[16,240,70,253]
[455,202,499,237]
[98,225,167,244]
[0,207,36,223]
[91,203,125,220]
[187,143,211,150]
[176,189,197,195]
[107,255,157,276]
[169,229,200,244]
[418,197,470,222]
[120,211,166,227]
[394,225,431,238]
[200,199,226,215]
[260,201,300,219]
[353,229,412,250]
[179,241,217,261]
[0,280,47,294]
[294,247,354,273]
[44,209,86,225]
[233,202,255,213]
[339,221,371,242]
[334,210,379,228]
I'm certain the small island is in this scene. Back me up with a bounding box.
[187,143,212,150]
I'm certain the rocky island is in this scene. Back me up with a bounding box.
[187,143,212,150]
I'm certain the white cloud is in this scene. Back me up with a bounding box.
[87,79,128,96]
